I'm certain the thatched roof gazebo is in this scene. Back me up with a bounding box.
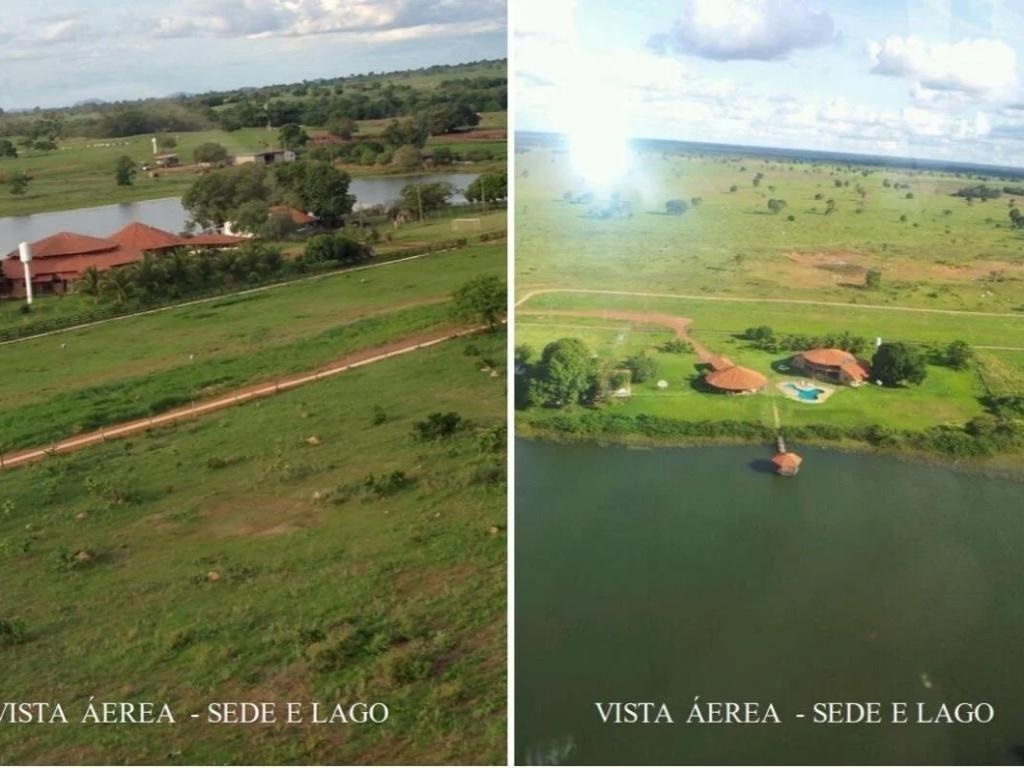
[771,452,803,476]
[705,365,767,393]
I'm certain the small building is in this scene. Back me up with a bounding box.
[268,205,316,227]
[233,149,296,166]
[307,131,348,147]
[771,452,803,476]
[704,365,767,394]
[793,348,870,385]
[154,153,179,168]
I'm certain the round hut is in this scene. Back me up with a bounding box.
[771,452,803,476]
[705,365,767,394]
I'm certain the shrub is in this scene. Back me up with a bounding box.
[413,412,466,440]
[0,618,27,645]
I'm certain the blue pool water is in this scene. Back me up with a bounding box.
[785,382,825,401]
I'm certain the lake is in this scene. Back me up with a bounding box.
[0,172,478,253]
[516,439,1024,765]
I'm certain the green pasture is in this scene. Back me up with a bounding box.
[0,243,505,450]
[515,147,1024,312]
[0,334,506,765]
[520,290,1024,348]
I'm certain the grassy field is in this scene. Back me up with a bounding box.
[0,333,506,765]
[515,145,1024,312]
[515,144,1024,453]
[0,242,505,451]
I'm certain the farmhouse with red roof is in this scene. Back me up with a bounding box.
[792,348,871,385]
[1,224,247,299]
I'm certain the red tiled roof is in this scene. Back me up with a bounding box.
[5,231,117,260]
[269,205,316,225]
[801,348,856,367]
[839,360,870,381]
[3,250,138,280]
[772,452,803,469]
[705,365,767,392]
[707,355,734,371]
[107,222,184,253]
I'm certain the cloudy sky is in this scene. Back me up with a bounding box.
[0,0,506,109]
[516,0,1024,166]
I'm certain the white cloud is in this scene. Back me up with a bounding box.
[150,0,505,40]
[39,18,87,43]
[868,35,1018,97]
[648,0,836,61]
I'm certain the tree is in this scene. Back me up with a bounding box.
[415,102,479,135]
[114,155,136,186]
[767,198,787,214]
[946,340,972,370]
[193,142,229,164]
[432,146,454,165]
[535,338,598,406]
[0,139,17,158]
[155,134,177,151]
[182,163,271,229]
[665,198,689,215]
[825,198,837,215]
[514,344,534,364]
[8,171,29,195]
[391,144,422,172]
[79,266,102,298]
[302,234,370,265]
[865,268,882,289]
[624,352,657,383]
[326,116,358,139]
[872,342,927,386]
[278,123,308,149]
[274,160,354,227]
[232,200,271,236]
[99,267,134,304]
[400,182,454,218]
[382,118,428,149]
[465,170,507,203]
[451,275,506,331]
[1009,207,1024,228]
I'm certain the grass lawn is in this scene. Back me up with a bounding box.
[0,333,506,765]
[0,242,505,451]
[515,145,1024,313]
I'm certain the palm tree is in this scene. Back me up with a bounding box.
[79,266,101,299]
[99,267,133,305]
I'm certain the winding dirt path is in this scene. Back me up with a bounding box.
[515,286,1024,319]
[517,307,714,361]
[0,323,487,472]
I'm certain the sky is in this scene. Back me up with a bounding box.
[0,0,507,109]
[516,0,1024,167]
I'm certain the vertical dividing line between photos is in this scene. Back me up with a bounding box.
[505,2,516,762]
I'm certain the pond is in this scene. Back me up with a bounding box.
[516,439,1024,765]
[0,172,479,253]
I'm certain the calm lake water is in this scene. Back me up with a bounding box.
[0,172,478,253]
[516,439,1024,765]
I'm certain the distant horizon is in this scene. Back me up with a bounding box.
[1,57,507,115]
[0,0,506,110]
[516,128,1024,177]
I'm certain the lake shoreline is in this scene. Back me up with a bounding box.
[515,419,1024,482]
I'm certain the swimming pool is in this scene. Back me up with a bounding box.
[784,382,826,401]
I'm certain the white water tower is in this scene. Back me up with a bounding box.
[18,241,33,305]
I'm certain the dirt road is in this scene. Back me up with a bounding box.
[0,323,486,472]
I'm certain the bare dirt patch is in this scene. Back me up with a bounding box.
[518,308,714,360]
[201,495,320,538]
